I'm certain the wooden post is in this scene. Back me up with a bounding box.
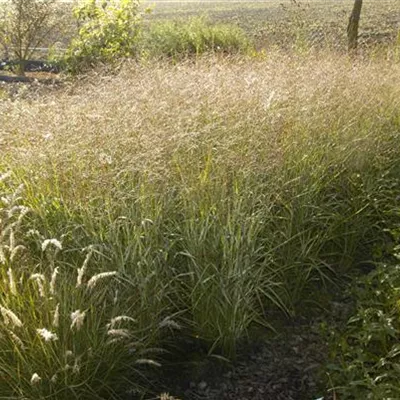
[347,0,363,52]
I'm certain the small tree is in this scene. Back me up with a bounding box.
[0,0,58,75]
[347,0,363,52]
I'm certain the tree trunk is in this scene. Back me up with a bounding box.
[347,0,363,52]
[16,59,26,76]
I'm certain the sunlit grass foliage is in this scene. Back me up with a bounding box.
[1,51,400,397]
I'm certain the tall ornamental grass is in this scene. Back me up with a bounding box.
[1,52,400,396]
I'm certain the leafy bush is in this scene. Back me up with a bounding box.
[328,241,400,399]
[64,0,145,72]
[141,16,252,59]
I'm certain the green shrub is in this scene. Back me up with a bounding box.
[64,0,145,72]
[142,16,252,59]
[328,239,400,399]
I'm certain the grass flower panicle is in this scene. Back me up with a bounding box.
[76,247,93,287]
[87,271,118,290]
[7,268,17,296]
[30,373,41,385]
[41,238,62,252]
[65,350,73,359]
[70,310,86,331]
[107,315,136,330]
[0,171,12,182]
[159,317,181,330]
[53,304,60,328]
[0,306,23,328]
[50,267,59,295]
[30,274,46,298]
[36,328,58,342]
[7,329,24,348]
[10,244,26,262]
[107,328,131,339]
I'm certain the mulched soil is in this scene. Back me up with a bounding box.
[172,320,329,400]
[159,299,353,400]
[0,71,61,84]
[209,325,327,400]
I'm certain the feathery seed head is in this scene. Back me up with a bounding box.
[107,337,125,345]
[10,244,26,262]
[0,248,5,264]
[87,271,118,290]
[30,373,41,385]
[65,350,73,358]
[76,247,94,287]
[0,195,9,207]
[15,184,24,196]
[37,328,58,342]
[7,268,17,296]
[0,171,12,182]
[9,229,15,251]
[0,306,23,328]
[27,229,41,237]
[16,206,29,222]
[159,317,181,330]
[135,359,161,367]
[42,238,62,252]
[106,315,136,330]
[30,274,46,297]
[107,328,131,338]
[99,152,113,165]
[53,304,60,328]
[50,267,59,295]
[0,196,10,206]
[70,310,86,331]
[7,329,24,348]
[141,218,154,227]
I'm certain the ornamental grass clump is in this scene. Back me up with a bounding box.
[1,51,400,393]
[0,174,166,399]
